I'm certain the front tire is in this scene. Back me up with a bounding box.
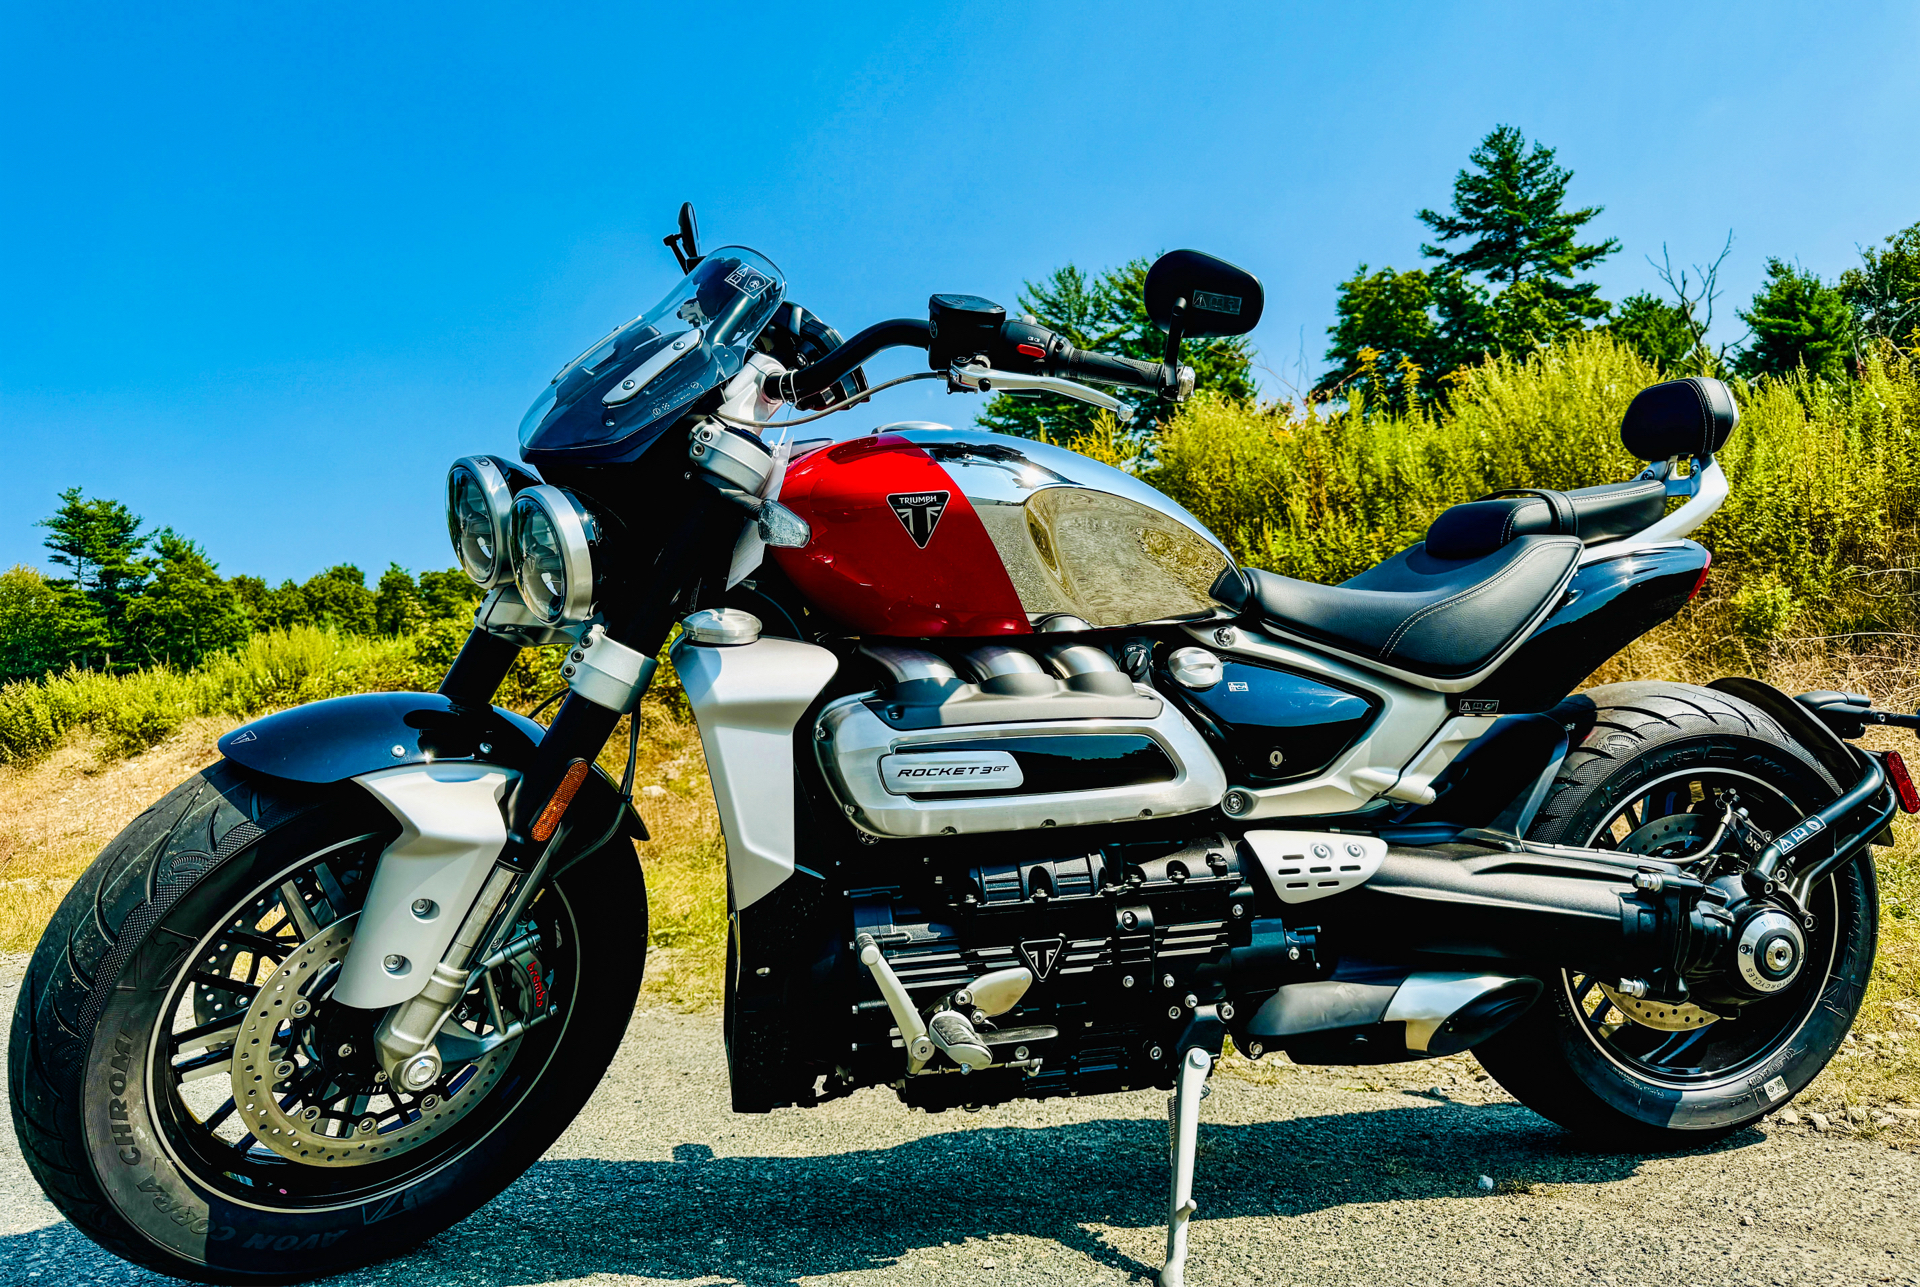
[8,761,645,1283]
[1474,682,1876,1148]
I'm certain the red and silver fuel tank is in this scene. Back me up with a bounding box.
[771,425,1238,637]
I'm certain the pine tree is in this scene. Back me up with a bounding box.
[1736,259,1855,381]
[1606,292,1699,371]
[1417,124,1618,322]
[36,488,151,668]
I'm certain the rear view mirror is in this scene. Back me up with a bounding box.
[1144,250,1264,341]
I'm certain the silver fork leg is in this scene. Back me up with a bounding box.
[1160,1044,1212,1287]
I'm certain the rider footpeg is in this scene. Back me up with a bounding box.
[928,1010,992,1070]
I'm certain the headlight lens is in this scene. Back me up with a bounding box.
[511,485,599,624]
[446,456,516,588]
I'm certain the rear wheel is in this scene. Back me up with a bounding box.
[8,761,645,1283]
[1474,682,1875,1148]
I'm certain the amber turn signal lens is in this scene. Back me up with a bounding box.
[532,758,593,841]
[1887,750,1920,815]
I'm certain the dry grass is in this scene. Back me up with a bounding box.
[0,715,229,952]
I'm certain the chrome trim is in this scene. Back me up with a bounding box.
[511,485,599,626]
[563,625,658,715]
[816,693,1225,838]
[893,428,1237,630]
[1243,830,1386,904]
[1383,972,1536,1052]
[682,607,763,646]
[603,327,703,405]
[447,455,517,590]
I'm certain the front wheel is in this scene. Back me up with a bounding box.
[8,761,646,1283]
[1473,682,1876,1148]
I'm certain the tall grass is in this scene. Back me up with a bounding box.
[1144,333,1920,655]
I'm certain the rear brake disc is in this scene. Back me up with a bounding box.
[1605,812,1721,1031]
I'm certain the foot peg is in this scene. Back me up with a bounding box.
[928,1010,992,1070]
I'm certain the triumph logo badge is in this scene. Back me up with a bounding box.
[1021,936,1066,981]
[887,490,950,549]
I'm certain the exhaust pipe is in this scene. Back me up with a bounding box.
[1245,968,1542,1063]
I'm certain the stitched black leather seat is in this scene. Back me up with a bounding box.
[1240,535,1582,680]
[1424,478,1667,560]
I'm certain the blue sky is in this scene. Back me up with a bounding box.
[4,2,1918,584]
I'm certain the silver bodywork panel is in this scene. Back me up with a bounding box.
[674,634,841,909]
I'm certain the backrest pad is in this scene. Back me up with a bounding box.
[1619,376,1738,461]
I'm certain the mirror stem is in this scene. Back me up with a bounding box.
[1164,298,1186,367]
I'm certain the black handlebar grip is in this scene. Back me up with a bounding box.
[1055,346,1172,392]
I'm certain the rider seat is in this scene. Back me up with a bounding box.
[1236,535,1582,680]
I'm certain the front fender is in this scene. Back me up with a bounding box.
[220,691,645,1009]
[217,691,544,782]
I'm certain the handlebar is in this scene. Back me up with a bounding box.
[776,305,1192,406]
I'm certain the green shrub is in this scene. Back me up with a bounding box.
[1148,332,1920,655]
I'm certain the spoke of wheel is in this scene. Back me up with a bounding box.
[190,971,257,999]
[202,1097,237,1132]
[225,928,296,960]
[313,860,349,924]
[279,881,322,939]
[171,1015,243,1055]
[172,1047,235,1082]
[1571,975,1599,1007]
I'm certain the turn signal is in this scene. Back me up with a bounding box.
[532,758,593,841]
[1888,751,1920,815]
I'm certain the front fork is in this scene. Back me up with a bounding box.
[364,493,735,1084]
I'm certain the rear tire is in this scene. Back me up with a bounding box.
[8,761,645,1283]
[1473,682,1875,1149]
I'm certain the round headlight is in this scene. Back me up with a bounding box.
[511,485,599,625]
[446,456,516,588]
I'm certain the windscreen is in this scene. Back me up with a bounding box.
[519,247,786,457]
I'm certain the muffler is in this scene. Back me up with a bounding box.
[1246,967,1543,1063]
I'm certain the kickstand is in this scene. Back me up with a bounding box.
[1160,1008,1224,1287]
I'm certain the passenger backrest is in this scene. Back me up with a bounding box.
[1619,377,1738,462]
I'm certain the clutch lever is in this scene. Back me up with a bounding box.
[948,361,1136,424]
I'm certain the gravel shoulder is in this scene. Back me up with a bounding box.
[2,953,1917,1287]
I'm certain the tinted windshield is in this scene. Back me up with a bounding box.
[519,247,786,457]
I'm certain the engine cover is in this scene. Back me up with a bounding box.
[818,701,1225,840]
[848,834,1271,1109]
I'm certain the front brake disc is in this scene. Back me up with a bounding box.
[231,916,513,1167]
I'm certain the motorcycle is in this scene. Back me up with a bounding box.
[12,203,1919,1286]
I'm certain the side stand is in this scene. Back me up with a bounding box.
[1160,1007,1224,1287]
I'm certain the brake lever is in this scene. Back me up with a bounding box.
[948,362,1136,424]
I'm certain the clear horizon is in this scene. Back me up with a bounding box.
[4,1,1917,585]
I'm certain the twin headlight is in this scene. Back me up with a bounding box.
[446,456,598,626]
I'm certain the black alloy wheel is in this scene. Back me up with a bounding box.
[1474,682,1877,1147]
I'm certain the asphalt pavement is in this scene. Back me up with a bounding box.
[2,957,1916,1287]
